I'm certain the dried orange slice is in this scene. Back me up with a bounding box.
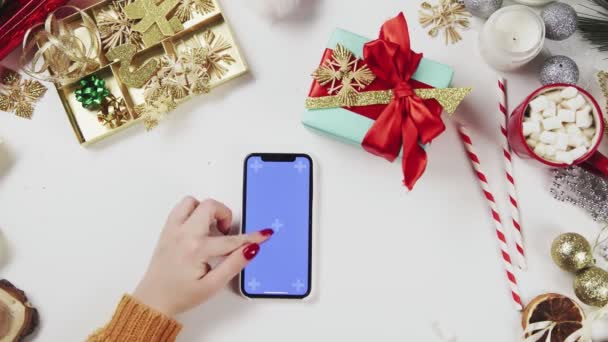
[522,293,584,341]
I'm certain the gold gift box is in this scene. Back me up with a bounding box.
[51,0,247,146]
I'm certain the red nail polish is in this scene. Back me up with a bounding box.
[243,243,260,260]
[260,228,274,237]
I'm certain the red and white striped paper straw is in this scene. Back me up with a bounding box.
[498,78,527,271]
[458,124,524,311]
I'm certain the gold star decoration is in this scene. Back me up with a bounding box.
[0,68,47,119]
[312,44,375,107]
[597,71,608,136]
[176,0,216,23]
[419,0,471,45]
[97,0,145,52]
[180,30,236,80]
[97,95,132,129]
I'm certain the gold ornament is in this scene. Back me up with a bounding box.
[312,44,375,107]
[107,43,159,88]
[124,0,184,47]
[97,0,145,52]
[0,68,47,119]
[181,30,235,80]
[551,233,595,273]
[574,266,608,307]
[176,0,216,22]
[97,95,132,129]
[419,0,471,45]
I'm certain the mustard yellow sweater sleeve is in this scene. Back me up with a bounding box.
[87,295,182,342]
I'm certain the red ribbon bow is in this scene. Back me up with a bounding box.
[362,12,445,190]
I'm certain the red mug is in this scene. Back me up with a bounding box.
[507,83,608,175]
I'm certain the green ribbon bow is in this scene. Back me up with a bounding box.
[75,75,110,110]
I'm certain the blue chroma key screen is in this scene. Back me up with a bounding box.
[242,155,312,297]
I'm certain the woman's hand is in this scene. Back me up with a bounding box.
[133,197,272,317]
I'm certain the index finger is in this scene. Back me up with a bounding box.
[185,199,233,235]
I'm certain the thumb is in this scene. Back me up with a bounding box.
[199,243,260,295]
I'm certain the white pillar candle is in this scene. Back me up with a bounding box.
[479,5,545,71]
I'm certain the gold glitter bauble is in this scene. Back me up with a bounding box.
[551,233,594,273]
[574,266,608,307]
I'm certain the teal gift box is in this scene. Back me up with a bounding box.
[302,28,454,148]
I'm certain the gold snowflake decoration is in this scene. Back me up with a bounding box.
[135,97,178,131]
[97,0,145,52]
[176,0,216,23]
[181,30,236,80]
[0,68,47,119]
[312,44,375,107]
[419,0,471,45]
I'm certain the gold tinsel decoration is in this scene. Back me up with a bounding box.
[0,68,47,119]
[312,44,375,107]
[180,30,236,80]
[176,0,216,23]
[97,0,145,52]
[419,0,471,45]
[97,94,132,129]
[596,71,608,136]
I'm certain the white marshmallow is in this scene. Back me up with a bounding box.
[577,105,591,115]
[563,95,587,110]
[583,128,596,138]
[545,145,557,158]
[526,138,538,148]
[568,133,586,148]
[530,112,544,122]
[576,110,593,128]
[534,143,548,157]
[554,127,567,133]
[555,151,574,165]
[543,101,557,117]
[546,91,563,102]
[539,131,557,144]
[523,121,541,136]
[555,133,569,151]
[570,146,588,161]
[529,95,549,113]
[558,109,576,123]
[530,132,541,141]
[565,123,581,135]
[543,116,563,131]
[560,87,578,99]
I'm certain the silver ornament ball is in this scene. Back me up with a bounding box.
[540,55,579,85]
[464,0,503,19]
[542,2,577,41]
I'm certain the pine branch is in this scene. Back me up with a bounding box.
[578,0,608,51]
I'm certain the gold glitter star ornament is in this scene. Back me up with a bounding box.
[125,0,184,47]
[0,67,47,119]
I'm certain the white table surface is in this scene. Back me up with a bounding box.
[1,0,608,341]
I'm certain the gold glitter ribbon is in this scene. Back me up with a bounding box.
[305,87,472,114]
[21,6,102,84]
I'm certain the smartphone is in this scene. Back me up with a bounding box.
[240,153,313,299]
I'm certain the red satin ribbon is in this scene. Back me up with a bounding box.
[362,12,445,190]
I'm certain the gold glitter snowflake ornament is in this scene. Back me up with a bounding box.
[419,0,471,45]
[97,0,145,52]
[0,68,47,119]
[312,44,375,107]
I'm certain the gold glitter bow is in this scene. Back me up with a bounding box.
[0,67,47,119]
[21,6,102,84]
[419,0,471,45]
[307,44,471,114]
[97,94,132,129]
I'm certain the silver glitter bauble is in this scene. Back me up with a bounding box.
[540,55,579,85]
[542,2,577,41]
[464,0,503,19]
